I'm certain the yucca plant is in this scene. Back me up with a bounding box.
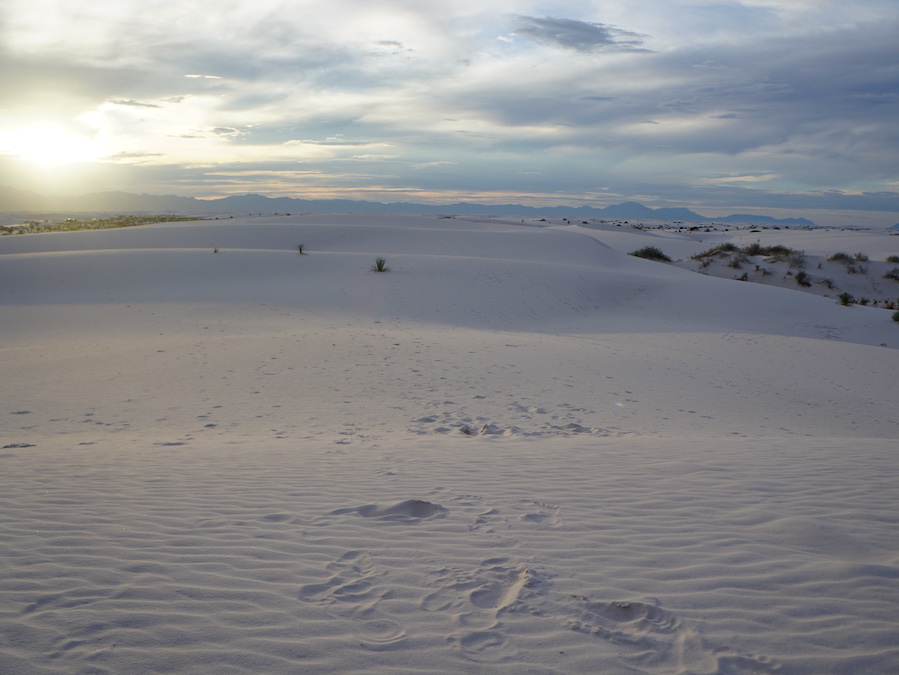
[297,244,306,255]
[370,257,390,272]
[838,292,855,306]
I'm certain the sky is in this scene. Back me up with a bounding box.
[1,0,897,226]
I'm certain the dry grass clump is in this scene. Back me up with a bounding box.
[630,246,672,262]
[691,243,738,260]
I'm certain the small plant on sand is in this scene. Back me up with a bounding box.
[794,270,811,287]
[892,311,899,323]
[297,244,306,255]
[370,257,390,272]
[742,241,764,256]
[887,255,899,263]
[854,252,869,262]
[829,252,864,273]
[691,243,737,259]
[761,244,795,260]
[786,251,806,269]
[838,292,855,306]
[629,246,672,262]
[213,247,219,253]
[883,268,899,282]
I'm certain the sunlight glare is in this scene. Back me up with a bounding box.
[0,127,102,164]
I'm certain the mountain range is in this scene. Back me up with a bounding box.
[0,186,817,227]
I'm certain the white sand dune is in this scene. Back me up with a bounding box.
[1,214,897,674]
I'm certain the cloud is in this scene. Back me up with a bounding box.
[111,99,161,108]
[0,1,896,223]
[511,15,649,52]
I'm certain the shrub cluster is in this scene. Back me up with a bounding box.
[629,246,672,262]
[692,242,801,262]
[828,251,867,274]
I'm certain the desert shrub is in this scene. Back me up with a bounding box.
[817,277,836,290]
[838,292,855,306]
[370,257,390,272]
[629,246,672,262]
[893,311,899,323]
[887,255,899,263]
[829,252,865,273]
[691,243,737,259]
[761,244,795,258]
[742,241,764,256]
[297,244,306,254]
[883,268,899,281]
[794,270,811,287]
[854,252,869,261]
[786,251,806,269]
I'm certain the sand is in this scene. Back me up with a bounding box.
[1,214,897,674]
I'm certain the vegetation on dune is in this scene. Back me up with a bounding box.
[0,215,200,236]
[691,243,738,259]
[838,292,856,306]
[883,268,899,282]
[692,242,801,262]
[827,251,867,274]
[629,246,672,262]
[893,311,899,323]
[370,257,390,272]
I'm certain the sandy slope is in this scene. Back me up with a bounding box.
[1,215,897,674]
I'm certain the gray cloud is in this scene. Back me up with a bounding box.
[511,15,649,52]
[0,2,897,224]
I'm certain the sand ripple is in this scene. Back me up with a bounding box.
[0,437,897,673]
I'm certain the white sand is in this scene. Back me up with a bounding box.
[1,214,897,674]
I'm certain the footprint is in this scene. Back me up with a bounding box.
[455,630,511,663]
[468,508,509,533]
[567,598,779,674]
[330,499,447,521]
[518,500,561,526]
[355,618,407,650]
[424,559,548,617]
[298,551,375,604]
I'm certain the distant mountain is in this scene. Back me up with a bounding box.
[0,186,817,227]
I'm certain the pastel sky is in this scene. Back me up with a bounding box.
[1,0,897,225]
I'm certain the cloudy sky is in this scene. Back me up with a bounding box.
[1,0,897,225]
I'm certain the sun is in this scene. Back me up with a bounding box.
[0,126,102,164]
